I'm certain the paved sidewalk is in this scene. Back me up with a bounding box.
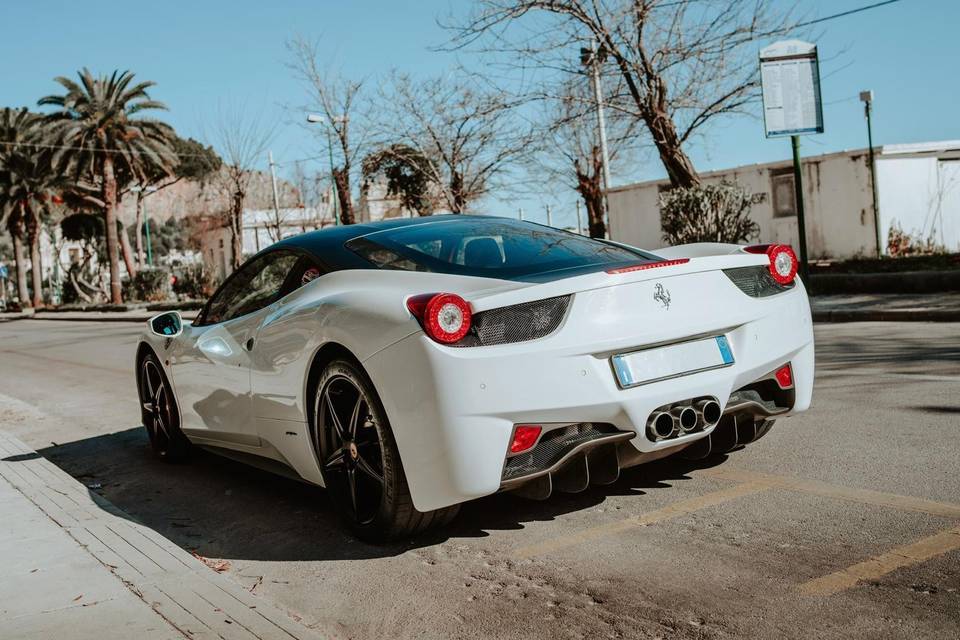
[0,431,325,640]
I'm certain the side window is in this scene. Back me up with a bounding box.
[277,256,326,298]
[202,251,300,325]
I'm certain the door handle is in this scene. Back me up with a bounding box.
[245,337,255,351]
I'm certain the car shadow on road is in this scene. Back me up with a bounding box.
[39,426,728,562]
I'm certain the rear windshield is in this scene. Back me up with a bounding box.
[344,217,658,282]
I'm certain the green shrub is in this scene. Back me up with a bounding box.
[659,180,763,245]
[173,264,217,299]
[125,268,172,302]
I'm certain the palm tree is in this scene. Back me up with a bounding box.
[0,107,62,307]
[0,109,31,306]
[40,69,174,303]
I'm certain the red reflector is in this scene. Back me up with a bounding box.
[774,363,793,389]
[606,258,689,274]
[510,425,542,454]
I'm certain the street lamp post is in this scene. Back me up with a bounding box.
[860,90,882,257]
[306,114,346,226]
[268,150,283,232]
[130,185,158,266]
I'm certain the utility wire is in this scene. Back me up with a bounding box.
[0,139,211,158]
[1,139,335,169]
[793,0,904,29]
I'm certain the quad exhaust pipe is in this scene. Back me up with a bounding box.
[672,406,698,433]
[646,397,722,442]
[694,399,722,429]
[648,411,675,440]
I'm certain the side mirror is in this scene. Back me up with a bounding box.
[149,311,183,338]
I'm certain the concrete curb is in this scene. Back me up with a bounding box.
[1,312,198,323]
[0,431,326,640]
[810,269,960,294]
[812,309,960,322]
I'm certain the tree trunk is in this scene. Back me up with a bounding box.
[118,217,138,280]
[333,168,354,225]
[449,171,466,214]
[574,148,607,239]
[102,154,123,304]
[644,86,700,189]
[10,218,30,307]
[135,192,145,267]
[230,189,244,270]
[27,222,43,309]
[68,269,93,303]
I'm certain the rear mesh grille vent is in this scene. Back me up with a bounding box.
[723,266,795,298]
[502,423,619,481]
[453,295,571,347]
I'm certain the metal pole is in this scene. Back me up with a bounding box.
[791,135,810,285]
[144,197,153,267]
[50,227,61,304]
[546,204,552,227]
[326,130,339,226]
[268,150,283,235]
[864,101,882,257]
[589,39,613,238]
[518,207,524,221]
[575,200,583,235]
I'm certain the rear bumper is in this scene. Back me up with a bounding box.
[364,280,814,511]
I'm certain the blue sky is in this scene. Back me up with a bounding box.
[2,0,957,229]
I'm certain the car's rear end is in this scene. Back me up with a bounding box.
[358,217,813,512]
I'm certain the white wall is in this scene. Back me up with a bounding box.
[877,156,960,253]
[609,150,880,260]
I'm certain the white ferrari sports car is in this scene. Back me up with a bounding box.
[137,215,813,541]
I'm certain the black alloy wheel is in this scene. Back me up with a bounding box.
[137,354,190,461]
[316,372,385,526]
[312,358,459,542]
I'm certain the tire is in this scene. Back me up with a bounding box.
[312,358,459,542]
[137,352,192,461]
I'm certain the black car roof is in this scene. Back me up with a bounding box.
[277,214,502,269]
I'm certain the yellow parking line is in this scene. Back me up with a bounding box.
[799,525,960,596]
[703,467,960,519]
[512,481,769,559]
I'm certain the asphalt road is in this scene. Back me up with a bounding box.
[1,318,958,639]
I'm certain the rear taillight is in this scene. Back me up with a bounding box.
[406,293,472,344]
[509,425,542,454]
[746,244,798,285]
[774,363,794,389]
[606,258,689,274]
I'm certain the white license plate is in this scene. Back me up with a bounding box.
[611,336,734,388]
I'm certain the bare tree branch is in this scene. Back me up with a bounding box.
[286,35,370,224]
[444,0,804,188]
[204,102,276,269]
[370,71,535,213]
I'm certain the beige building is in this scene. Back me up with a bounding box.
[200,178,416,279]
[608,140,960,260]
